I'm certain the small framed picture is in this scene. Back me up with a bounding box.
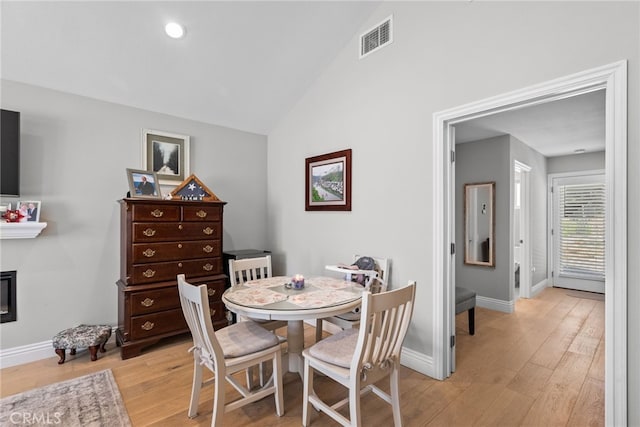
[0,202,11,221]
[126,168,162,199]
[142,129,190,185]
[17,201,41,222]
[305,149,352,211]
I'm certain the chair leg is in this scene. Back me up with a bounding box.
[390,367,403,427]
[273,350,284,416]
[315,319,323,342]
[349,380,362,427]
[212,371,225,427]
[468,307,475,335]
[302,358,313,426]
[188,358,203,418]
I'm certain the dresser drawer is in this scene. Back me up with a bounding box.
[132,222,221,242]
[131,204,181,222]
[209,301,226,321]
[183,205,222,222]
[201,278,226,301]
[132,240,220,263]
[130,308,186,340]
[130,287,180,316]
[131,258,223,284]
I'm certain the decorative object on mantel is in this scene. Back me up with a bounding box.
[169,174,220,201]
[126,168,162,199]
[305,148,352,211]
[2,209,24,223]
[17,200,41,222]
[142,128,190,185]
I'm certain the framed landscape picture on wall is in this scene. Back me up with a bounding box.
[305,149,352,211]
[142,129,190,185]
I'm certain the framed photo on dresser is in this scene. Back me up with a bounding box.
[126,168,162,199]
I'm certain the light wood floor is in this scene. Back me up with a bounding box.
[0,287,604,426]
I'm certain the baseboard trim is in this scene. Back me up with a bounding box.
[400,346,435,378]
[531,278,548,297]
[0,327,118,369]
[477,295,514,313]
[0,340,54,368]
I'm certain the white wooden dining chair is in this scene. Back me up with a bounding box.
[315,255,390,342]
[228,255,287,386]
[228,255,288,332]
[302,281,416,427]
[177,274,284,426]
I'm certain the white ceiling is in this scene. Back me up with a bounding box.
[1,1,606,155]
[1,1,379,135]
[454,89,605,158]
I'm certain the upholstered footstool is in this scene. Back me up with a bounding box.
[52,324,112,364]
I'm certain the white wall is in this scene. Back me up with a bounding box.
[266,2,639,421]
[0,80,268,349]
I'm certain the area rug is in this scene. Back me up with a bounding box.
[0,369,131,427]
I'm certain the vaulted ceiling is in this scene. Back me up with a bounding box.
[2,1,605,156]
[1,1,379,135]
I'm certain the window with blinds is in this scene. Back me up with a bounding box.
[558,182,605,279]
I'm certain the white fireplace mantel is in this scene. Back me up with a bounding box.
[0,222,47,239]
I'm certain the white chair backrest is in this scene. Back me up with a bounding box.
[177,274,224,372]
[229,255,272,286]
[354,255,390,293]
[352,282,416,378]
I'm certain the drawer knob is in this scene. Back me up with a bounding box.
[151,209,164,218]
[178,262,183,268]
[178,224,183,230]
[209,309,216,316]
[202,245,214,253]
[203,263,214,271]
[141,321,155,331]
[177,243,183,249]
[142,248,156,258]
[143,228,156,237]
[141,298,154,307]
[207,288,216,296]
[203,227,214,235]
[142,269,156,278]
[196,210,207,218]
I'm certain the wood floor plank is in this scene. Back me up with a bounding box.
[567,376,605,427]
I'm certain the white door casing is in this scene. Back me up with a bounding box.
[432,61,627,426]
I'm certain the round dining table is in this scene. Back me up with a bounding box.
[222,276,363,377]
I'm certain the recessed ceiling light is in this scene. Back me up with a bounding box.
[165,22,185,39]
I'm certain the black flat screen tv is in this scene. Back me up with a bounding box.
[1,109,20,197]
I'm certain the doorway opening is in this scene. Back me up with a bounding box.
[432,61,627,425]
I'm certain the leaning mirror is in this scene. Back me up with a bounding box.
[464,182,495,267]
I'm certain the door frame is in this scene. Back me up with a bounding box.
[432,60,627,426]
[513,160,532,299]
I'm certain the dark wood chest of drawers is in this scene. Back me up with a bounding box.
[116,198,228,359]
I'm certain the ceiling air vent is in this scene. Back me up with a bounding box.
[359,15,393,59]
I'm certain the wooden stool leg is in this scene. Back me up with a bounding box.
[99,340,108,353]
[89,346,99,361]
[70,348,77,355]
[468,307,475,335]
[55,349,66,364]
